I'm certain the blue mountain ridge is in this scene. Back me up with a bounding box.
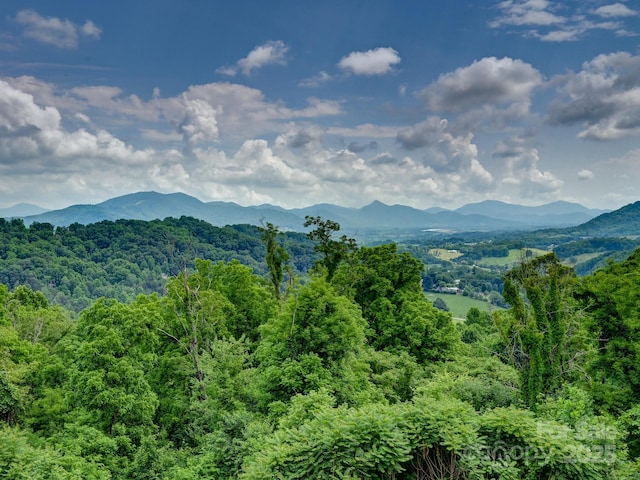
[11,191,612,233]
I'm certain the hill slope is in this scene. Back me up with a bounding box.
[568,201,640,237]
[0,216,315,312]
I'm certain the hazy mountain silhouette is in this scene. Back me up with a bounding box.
[14,191,614,232]
[0,203,49,218]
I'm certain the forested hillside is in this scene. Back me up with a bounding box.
[1,216,640,478]
[0,216,315,313]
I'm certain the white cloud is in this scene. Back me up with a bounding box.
[299,71,332,88]
[193,140,315,193]
[536,27,582,42]
[172,83,342,139]
[217,40,289,76]
[80,20,102,39]
[327,123,399,138]
[140,129,182,142]
[490,0,565,28]
[397,117,449,150]
[500,146,563,197]
[535,19,623,42]
[420,57,542,113]
[395,116,494,193]
[14,10,101,49]
[73,112,91,124]
[275,126,325,149]
[548,52,640,140]
[0,74,562,209]
[577,169,594,180]
[32,80,343,142]
[593,3,637,18]
[296,97,343,118]
[3,76,85,112]
[338,47,401,76]
[0,79,188,206]
[177,95,220,143]
[490,1,635,42]
[0,64,598,210]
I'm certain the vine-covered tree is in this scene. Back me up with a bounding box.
[497,253,576,408]
[576,248,640,413]
[259,222,290,301]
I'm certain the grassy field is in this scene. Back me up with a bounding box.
[428,248,463,260]
[476,248,548,267]
[425,292,502,320]
[563,252,602,267]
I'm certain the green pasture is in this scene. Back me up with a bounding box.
[476,248,548,267]
[425,292,502,320]
[428,248,463,260]
[562,252,602,267]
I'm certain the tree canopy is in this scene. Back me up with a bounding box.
[0,216,639,479]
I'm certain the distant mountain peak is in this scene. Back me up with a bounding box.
[362,200,389,209]
[0,203,49,218]
[14,191,615,233]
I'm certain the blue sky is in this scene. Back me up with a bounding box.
[1,0,639,210]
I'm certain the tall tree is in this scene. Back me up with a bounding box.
[576,248,640,412]
[256,277,370,405]
[67,297,160,437]
[497,253,576,408]
[304,216,357,280]
[260,222,290,301]
[162,264,233,399]
[332,243,459,363]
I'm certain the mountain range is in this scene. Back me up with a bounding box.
[1,191,613,234]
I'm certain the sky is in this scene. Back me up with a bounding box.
[1,0,639,211]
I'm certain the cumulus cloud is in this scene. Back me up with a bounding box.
[217,40,289,76]
[500,145,563,197]
[0,66,574,210]
[177,96,220,143]
[226,140,301,187]
[395,115,494,193]
[193,140,314,197]
[420,57,542,113]
[276,126,325,149]
[492,137,528,159]
[170,84,341,139]
[593,3,637,18]
[338,47,401,76]
[346,140,378,153]
[548,52,640,140]
[0,74,532,209]
[489,0,565,28]
[36,80,342,142]
[14,10,101,49]
[578,169,594,180]
[80,20,102,39]
[0,80,153,167]
[397,117,449,150]
[0,79,185,206]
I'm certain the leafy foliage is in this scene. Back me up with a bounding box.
[576,248,640,413]
[0,217,639,478]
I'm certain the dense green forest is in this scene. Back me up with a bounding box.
[0,217,316,313]
[2,216,640,478]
